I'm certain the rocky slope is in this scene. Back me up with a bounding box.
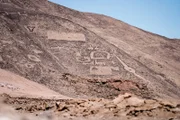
[1,93,180,120]
[0,0,180,100]
[0,0,180,119]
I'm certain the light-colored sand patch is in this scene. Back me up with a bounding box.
[47,31,86,41]
[0,69,69,99]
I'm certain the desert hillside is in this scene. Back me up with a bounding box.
[0,0,180,119]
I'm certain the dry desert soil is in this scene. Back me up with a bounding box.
[0,0,180,119]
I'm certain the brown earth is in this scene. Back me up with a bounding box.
[1,93,180,120]
[0,0,180,119]
[0,0,180,99]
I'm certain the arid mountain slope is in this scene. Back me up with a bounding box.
[0,0,180,99]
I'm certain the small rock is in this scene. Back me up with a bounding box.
[15,107,23,110]
[113,95,124,104]
[57,106,69,112]
[159,100,178,108]
[113,93,132,104]
[105,103,117,109]
[0,83,5,87]
[126,96,145,107]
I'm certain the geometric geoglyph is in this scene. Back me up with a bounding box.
[47,31,86,41]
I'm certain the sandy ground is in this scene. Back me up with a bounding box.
[0,69,69,99]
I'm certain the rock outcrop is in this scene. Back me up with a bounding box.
[1,93,180,120]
